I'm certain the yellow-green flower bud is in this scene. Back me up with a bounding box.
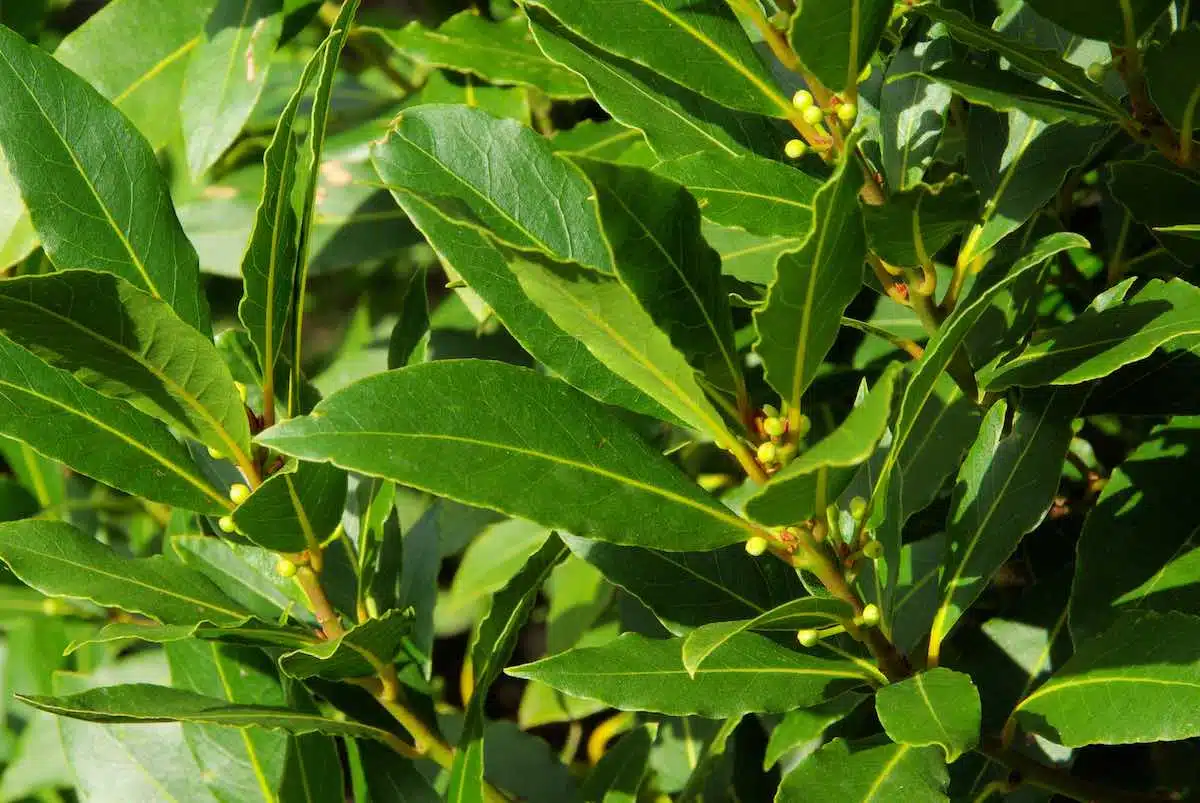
[1085,61,1108,83]
[744,535,769,557]
[275,557,298,578]
[849,496,868,520]
[836,102,857,123]
[792,89,814,110]
[762,404,781,419]
[762,417,786,438]
[858,604,881,627]
[229,483,251,505]
[863,540,884,560]
[796,629,820,647]
[825,503,842,539]
[757,441,778,464]
[793,414,812,439]
[207,446,223,459]
[217,515,236,534]
[784,139,808,159]
[801,105,824,126]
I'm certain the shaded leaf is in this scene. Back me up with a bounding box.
[172,535,316,625]
[259,361,758,550]
[754,141,867,412]
[232,460,348,554]
[581,724,655,802]
[0,335,228,514]
[508,631,870,717]
[879,28,953,191]
[1145,27,1200,132]
[861,176,979,267]
[382,12,589,98]
[359,741,440,803]
[1024,0,1172,42]
[0,520,252,626]
[0,25,209,332]
[788,0,892,91]
[875,668,980,762]
[279,609,412,680]
[763,692,867,769]
[1107,157,1200,263]
[775,738,949,802]
[912,63,1108,124]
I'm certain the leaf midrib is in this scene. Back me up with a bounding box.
[210,642,278,803]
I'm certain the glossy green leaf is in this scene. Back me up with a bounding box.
[576,157,743,398]
[527,8,784,160]
[0,271,254,472]
[238,35,332,399]
[928,389,1083,655]
[259,361,758,550]
[508,631,870,717]
[681,596,855,677]
[0,520,252,626]
[909,63,1108,124]
[172,535,316,625]
[987,278,1200,390]
[1013,611,1200,746]
[754,142,867,411]
[279,681,346,803]
[1023,0,1172,42]
[563,536,806,635]
[653,151,820,238]
[382,12,588,98]
[279,609,412,680]
[507,253,741,440]
[231,460,347,554]
[360,741,440,803]
[0,335,228,514]
[1070,417,1200,642]
[962,110,1108,265]
[68,620,317,653]
[580,724,655,803]
[915,5,1127,119]
[775,738,949,802]
[526,0,788,118]
[746,362,903,526]
[763,692,867,769]
[372,104,610,270]
[0,26,209,333]
[182,0,284,176]
[879,29,953,191]
[1145,27,1200,132]
[54,0,215,149]
[550,121,648,162]
[864,233,1086,613]
[388,266,430,369]
[444,519,552,622]
[1108,157,1200,263]
[875,668,980,762]
[861,176,979,267]
[18,683,411,748]
[391,192,672,421]
[788,0,892,91]
[704,221,803,286]
[166,641,289,803]
[449,537,567,803]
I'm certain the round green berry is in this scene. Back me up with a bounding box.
[275,557,298,578]
[836,102,857,123]
[1085,61,1108,83]
[757,441,779,464]
[863,540,884,560]
[859,604,881,627]
[801,105,824,126]
[744,536,769,557]
[762,416,786,438]
[217,515,236,534]
[784,139,808,159]
[849,496,868,520]
[229,483,251,505]
[792,89,814,110]
[207,446,223,460]
[793,414,812,439]
[796,629,820,647]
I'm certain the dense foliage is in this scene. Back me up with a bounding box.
[0,0,1198,800]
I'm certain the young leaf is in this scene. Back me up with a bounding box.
[390,191,673,421]
[788,0,892,92]
[986,278,1200,390]
[652,151,821,238]
[505,254,739,444]
[776,738,949,802]
[449,536,568,803]
[914,5,1127,120]
[507,632,871,717]
[1012,611,1200,746]
[927,388,1084,659]
[526,0,789,118]
[875,668,980,762]
[182,0,284,176]
[0,25,210,333]
[681,596,855,677]
[527,8,783,160]
[279,609,412,680]
[0,271,255,476]
[381,12,589,99]
[1070,417,1200,642]
[238,35,333,407]
[18,683,412,749]
[864,233,1086,613]
[754,141,867,415]
[861,177,980,267]
[562,536,806,634]
[0,520,252,626]
[166,641,290,803]
[231,460,348,554]
[763,692,867,769]
[0,335,229,514]
[746,362,904,526]
[575,157,744,398]
[258,361,759,551]
[372,104,611,270]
